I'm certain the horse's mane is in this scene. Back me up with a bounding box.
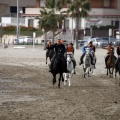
[108,49,114,62]
[106,49,115,68]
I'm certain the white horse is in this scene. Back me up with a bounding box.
[83,48,93,78]
[91,50,97,69]
[63,52,74,86]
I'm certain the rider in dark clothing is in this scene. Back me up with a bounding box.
[116,45,120,56]
[47,39,67,72]
[115,43,120,67]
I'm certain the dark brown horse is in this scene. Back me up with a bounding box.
[106,48,117,77]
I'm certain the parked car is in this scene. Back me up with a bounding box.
[113,39,120,47]
[90,37,104,47]
[100,37,118,46]
[82,36,93,41]
[14,36,33,44]
[97,39,109,47]
[78,40,88,47]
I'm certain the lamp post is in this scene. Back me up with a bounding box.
[42,29,45,47]
[16,0,19,40]
[20,10,23,25]
[19,10,23,35]
[71,0,74,43]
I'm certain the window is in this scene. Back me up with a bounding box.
[28,19,33,27]
[65,20,69,29]
[104,0,110,8]
[40,0,45,7]
[10,6,17,13]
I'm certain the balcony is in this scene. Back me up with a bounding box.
[24,7,120,17]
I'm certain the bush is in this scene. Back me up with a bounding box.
[1,25,42,37]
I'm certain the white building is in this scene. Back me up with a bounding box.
[1,0,120,30]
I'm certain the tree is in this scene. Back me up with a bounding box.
[67,0,91,49]
[38,0,66,44]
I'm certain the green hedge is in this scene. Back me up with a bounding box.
[0,25,42,37]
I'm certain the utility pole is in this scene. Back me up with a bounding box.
[16,0,19,40]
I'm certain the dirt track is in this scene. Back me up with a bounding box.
[0,45,120,120]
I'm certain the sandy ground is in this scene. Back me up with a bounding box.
[0,45,120,120]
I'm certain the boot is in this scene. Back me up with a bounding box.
[79,61,83,65]
[91,61,94,65]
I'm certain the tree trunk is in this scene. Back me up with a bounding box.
[52,31,55,44]
[75,17,79,49]
[44,32,47,47]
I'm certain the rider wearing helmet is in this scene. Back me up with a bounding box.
[66,43,74,54]
[79,43,94,65]
[102,42,116,68]
[66,43,76,73]
[47,39,67,72]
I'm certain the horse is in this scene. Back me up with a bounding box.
[114,57,120,86]
[63,52,74,86]
[46,49,55,65]
[50,52,66,88]
[82,48,93,78]
[106,48,117,77]
[91,50,97,69]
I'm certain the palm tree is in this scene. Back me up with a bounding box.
[67,0,91,49]
[38,0,66,44]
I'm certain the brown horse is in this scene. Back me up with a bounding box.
[106,48,117,77]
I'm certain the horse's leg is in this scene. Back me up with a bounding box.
[84,68,86,78]
[58,73,62,88]
[109,68,111,77]
[107,69,108,75]
[62,74,64,82]
[88,68,90,77]
[68,77,71,86]
[112,68,114,78]
[119,71,120,86]
[114,69,117,78]
[53,74,56,85]
[46,56,47,64]
[64,73,67,86]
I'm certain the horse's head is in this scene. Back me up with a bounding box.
[110,48,114,55]
[66,52,73,64]
[85,47,91,55]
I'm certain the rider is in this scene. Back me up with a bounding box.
[116,43,120,56]
[66,43,74,54]
[66,43,76,73]
[115,43,120,67]
[102,42,116,68]
[46,40,52,47]
[46,40,53,55]
[89,41,96,53]
[47,39,67,72]
[79,42,94,65]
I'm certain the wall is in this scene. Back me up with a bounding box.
[0,0,36,7]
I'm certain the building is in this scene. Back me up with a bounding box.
[0,0,36,26]
[1,0,120,29]
[22,0,120,30]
